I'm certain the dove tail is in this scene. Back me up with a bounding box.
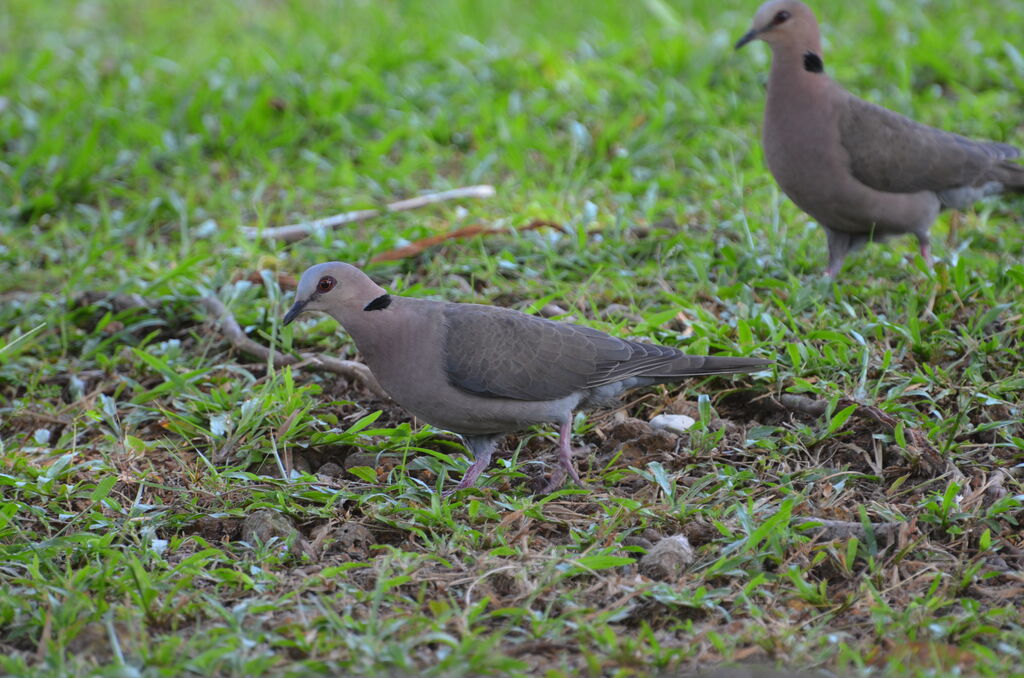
[645,355,774,379]
[987,142,1022,161]
[1001,161,1024,192]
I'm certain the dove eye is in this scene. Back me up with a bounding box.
[773,10,791,24]
[316,276,336,293]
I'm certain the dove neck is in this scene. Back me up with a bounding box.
[334,294,422,366]
[336,294,380,326]
[768,43,827,107]
[770,46,810,76]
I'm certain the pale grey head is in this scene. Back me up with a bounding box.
[735,0,822,54]
[282,261,387,326]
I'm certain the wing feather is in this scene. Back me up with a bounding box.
[838,91,1019,195]
[442,304,769,402]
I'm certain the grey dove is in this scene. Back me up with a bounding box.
[283,262,772,492]
[736,0,1024,278]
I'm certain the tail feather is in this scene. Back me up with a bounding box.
[984,141,1021,161]
[997,160,1024,191]
[641,355,773,379]
[581,355,771,409]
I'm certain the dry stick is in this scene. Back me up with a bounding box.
[796,518,899,542]
[73,289,388,400]
[198,296,388,399]
[778,393,828,417]
[775,393,951,476]
[241,184,497,243]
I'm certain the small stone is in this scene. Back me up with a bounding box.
[608,417,654,441]
[344,452,383,469]
[313,521,375,559]
[194,515,240,542]
[649,414,696,435]
[317,462,344,477]
[638,534,694,581]
[241,509,298,546]
[622,535,654,551]
[290,453,312,475]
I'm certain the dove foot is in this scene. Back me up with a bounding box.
[443,458,490,496]
[444,435,500,495]
[538,420,589,493]
[919,242,933,269]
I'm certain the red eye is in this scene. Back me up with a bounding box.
[316,276,336,293]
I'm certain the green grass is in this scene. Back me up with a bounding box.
[2,0,1024,675]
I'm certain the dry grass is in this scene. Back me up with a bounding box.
[3,0,1024,675]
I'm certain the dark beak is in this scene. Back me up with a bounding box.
[282,299,307,326]
[734,28,760,50]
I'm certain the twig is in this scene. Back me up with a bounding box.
[778,393,827,417]
[199,296,388,399]
[6,411,74,427]
[74,291,153,312]
[241,184,497,243]
[796,518,899,542]
[73,290,389,398]
[776,393,907,430]
[773,393,949,475]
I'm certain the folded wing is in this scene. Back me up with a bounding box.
[838,91,1021,195]
[443,304,769,402]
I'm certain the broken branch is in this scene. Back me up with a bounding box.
[241,184,497,243]
[796,518,899,542]
[199,296,388,399]
[774,393,949,475]
[778,393,827,417]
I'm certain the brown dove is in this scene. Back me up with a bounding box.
[736,0,1024,277]
[283,262,772,492]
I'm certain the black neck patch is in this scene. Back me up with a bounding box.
[803,52,824,73]
[363,294,392,312]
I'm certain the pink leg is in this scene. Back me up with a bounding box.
[451,453,492,492]
[445,436,498,495]
[541,419,585,492]
[557,420,584,486]
[920,242,933,269]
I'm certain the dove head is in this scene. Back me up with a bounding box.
[283,262,388,326]
[735,0,822,59]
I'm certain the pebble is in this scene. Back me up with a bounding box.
[649,413,696,435]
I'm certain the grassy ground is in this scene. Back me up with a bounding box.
[3,0,1024,675]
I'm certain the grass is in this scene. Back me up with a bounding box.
[2,0,1024,675]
